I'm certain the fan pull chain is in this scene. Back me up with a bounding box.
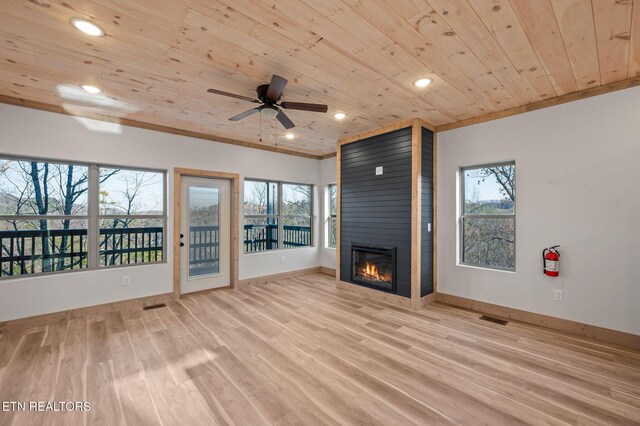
[259,111,263,142]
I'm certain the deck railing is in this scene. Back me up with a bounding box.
[243,224,312,252]
[0,224,311,277]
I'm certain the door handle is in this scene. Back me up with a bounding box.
[180,242,185,247]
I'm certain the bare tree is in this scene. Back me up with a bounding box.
[99,170,160,265]
[0,160,119,275]
[475,165,515,202]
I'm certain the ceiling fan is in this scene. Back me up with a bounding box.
[207,75,328,129]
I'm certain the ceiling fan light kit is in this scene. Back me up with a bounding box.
[259,106,279,119]
[207,74,328,133]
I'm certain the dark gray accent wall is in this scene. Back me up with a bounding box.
[340,127,413,298]
[421,128,434,297]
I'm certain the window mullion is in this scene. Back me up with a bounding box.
[87,164,99,269]
[277,182,283,249]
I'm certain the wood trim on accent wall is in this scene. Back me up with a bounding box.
[437,293,640,351]
[436,76,640,132]
[337,118,432,147]
[173,168,240,299]
[433,131,438,294]
[335,143,342,284]
[0,95,324,160]
[410,120,422,309]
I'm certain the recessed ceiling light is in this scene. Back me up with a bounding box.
[413,78,433,88]
[334,112,347,120]
[70,18,105,37]
[285,133,296,140]
[80,84,102,94]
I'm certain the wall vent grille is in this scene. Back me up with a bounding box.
[479,315,509,326]
[143,303,167,311]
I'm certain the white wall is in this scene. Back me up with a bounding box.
[320,157,337,270]
[438,86,640,335]
[0,103,321,321]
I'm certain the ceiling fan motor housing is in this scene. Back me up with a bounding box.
[257,84,279,104]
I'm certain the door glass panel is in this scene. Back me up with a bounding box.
[188,186,220,277]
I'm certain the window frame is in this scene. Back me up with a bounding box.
[328,183,337,248]
[97,165,167,269]
[459,161,516,272]
[0,154,167,280]
[243,178,314,253]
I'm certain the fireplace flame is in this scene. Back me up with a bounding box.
[360,261,388,282]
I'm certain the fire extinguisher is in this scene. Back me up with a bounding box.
[543,245,560,277]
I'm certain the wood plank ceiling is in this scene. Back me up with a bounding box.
[0,0,638,157]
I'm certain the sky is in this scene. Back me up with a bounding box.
[0,160,164,215]
[464,168,512,203]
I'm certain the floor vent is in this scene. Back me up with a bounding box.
[479,315,509,326]
[143,303,167,311]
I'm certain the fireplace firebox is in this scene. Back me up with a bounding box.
[351,244,396,292]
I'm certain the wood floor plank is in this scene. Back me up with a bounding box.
[86,361,124,425]
[0,273,638,425]
[118,378,162,426]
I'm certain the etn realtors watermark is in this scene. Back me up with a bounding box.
[2,401,91,412]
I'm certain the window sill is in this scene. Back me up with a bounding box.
[243,246,316,256]
[457,262,516,274]
[0,260,168,282]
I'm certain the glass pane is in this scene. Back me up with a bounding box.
[244,180,278,215]
[0,159,88,215]
[329,184,337,216]
[464,165,515,215]
[463,217,515,270]
[99,218,163,266]
[283,216,312,248]
[99,168,164,215]
[244,217,278,253]
[0,219,88,277]
[329,217,337,248]
[282,184,311,216]
[189,186,220,277]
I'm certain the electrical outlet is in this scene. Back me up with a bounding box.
[553,289,564,302]
[375,166,383,175]
[123,276,131,286]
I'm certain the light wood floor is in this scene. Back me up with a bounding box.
[1,273,639,425]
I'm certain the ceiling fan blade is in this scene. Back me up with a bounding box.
[207,88,259,103]
[280,101,328,113]
[266,75,288,102]
[276,110,295,129]
[229,108,259,121]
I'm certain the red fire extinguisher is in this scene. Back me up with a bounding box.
[543,245,560,277]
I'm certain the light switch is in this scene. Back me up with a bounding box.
[375,166,383,175]
[427,223,432,232]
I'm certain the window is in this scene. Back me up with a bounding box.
[244,179,312,253]
[328,183,337,248]
[0,156,166,278]
[460,162,515,271]
[99,168,165,266]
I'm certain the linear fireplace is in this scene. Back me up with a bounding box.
[351,244,396,292]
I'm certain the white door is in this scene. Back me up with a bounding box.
[180,177,230,294]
